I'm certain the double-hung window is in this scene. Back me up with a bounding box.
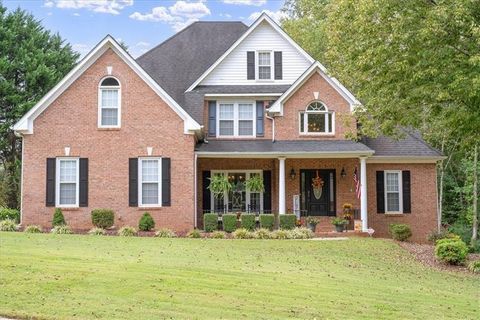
[385,170,403,213]
[217,102,255,137]
[56,158,79,207]
[299,101,334,134]
[139,158,161,207]
[257,51,272,80]
[98,77,121,128]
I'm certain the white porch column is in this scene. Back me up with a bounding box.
[360,157,368,231]
[278,157,286,215]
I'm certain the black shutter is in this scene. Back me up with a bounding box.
[376,171,385,213]
[162,158,171,206]
[208,101,216,137]
[247,51,255,80]
[79,158,88,207]
[202,171,211,213]
[129,158,138,207]
[256,101,264,137]
[274,51,282,80]
[46,158,56,207]
[402,171,411,213]
[263,170,272,212]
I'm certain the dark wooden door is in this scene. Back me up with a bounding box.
[302,169,336,216]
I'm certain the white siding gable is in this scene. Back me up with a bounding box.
[200,21,312,86]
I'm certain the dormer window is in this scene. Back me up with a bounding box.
[299,101,335,135]
[98,77,121,128]
[257,51,272,80]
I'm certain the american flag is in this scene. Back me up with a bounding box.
[353,166,361,199]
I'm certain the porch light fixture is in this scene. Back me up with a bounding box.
[341,167,347,178]
[290,168,296,180]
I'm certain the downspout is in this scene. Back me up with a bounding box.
[194,152,198,228]
[266,114,275,142]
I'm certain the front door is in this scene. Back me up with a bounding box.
[301,169,336,216]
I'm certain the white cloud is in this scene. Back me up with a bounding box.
[129,1,210,31]
[222,0,266,6]
[129,41,153,58]
[73,12,80,16]
[248,10,287,23]
[219,13,232,18]
[43,0,133,15]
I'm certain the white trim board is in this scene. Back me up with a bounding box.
[185,13,315,92]
[13,35,201,135]
[196,151,374,159]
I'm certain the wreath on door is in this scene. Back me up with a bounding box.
[311,170,325,200]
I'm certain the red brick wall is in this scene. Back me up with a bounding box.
[21,48,196,233]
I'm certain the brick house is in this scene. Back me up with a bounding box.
[14,14,443,241]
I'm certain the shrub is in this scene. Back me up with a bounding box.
[203,213,218,232]
[467,260,480,274]
[290,227,314,239]
[389,224,412,241]
[117,226,136,237]
[240,213,256,231]
[211,231,226,239]
[88,227,106,236]
[435,238,468,265]
[222,214,237,233]
[138,212,155,231]
[448,221,472,244]
[254,228,271,239]
[51,225,72,234]
[187,229,202,238]
[155,228,177,238]
[0,208,20,223]
[24,225,42,233]
[91,209,115,229]
[279,214,296,230]
[259,214,274,230]
[232,228,254,239]
[52,208,66,226]
[271,229,291,240]
[0,219,18,232]
[427,228,452,243]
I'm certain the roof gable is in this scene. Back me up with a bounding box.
[14,35,201,135]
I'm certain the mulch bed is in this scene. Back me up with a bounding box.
[398,241,480,273]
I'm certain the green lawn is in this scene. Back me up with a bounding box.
[0,233,478,319]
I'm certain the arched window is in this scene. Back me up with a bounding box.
[98,77,121,128]
[299,101,334,134]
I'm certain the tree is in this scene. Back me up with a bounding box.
[0,5,79,208]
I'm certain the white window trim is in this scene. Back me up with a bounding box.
[210,170,264,212]
[256,50,273,81]
[138,157,162,208]
[98,76,121,128]
[216,101,256,138]
[299,103,335,135]
[384,170,403,214]
[55,157,80,208]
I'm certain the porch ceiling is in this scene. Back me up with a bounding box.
[195,140,374,158]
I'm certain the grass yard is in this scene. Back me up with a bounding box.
[0,233,478,319]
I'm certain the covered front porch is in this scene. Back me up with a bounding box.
[195,140,373,233]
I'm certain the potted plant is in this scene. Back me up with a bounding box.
[342,203,354,230]
[207,174,233,200]
[245,174,264,193]
[306,216,319,232]
[332,217,348,232]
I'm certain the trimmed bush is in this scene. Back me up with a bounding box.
[155,228,176,238]
[290,227,314,239]
[52,208,66,226]
[435,238,468,265]
[91,209,114,229]
[232,228,254,239]
[271,229,290,240]
[240,213,256,231]
[0,219,18,232]
[203,213,218,232]
[187,229,201,238]
[0,208,20,223]
[138,212,155,231]
[24,225,42,233]
[211,231,226,239]
[389,224,412,241]
[222,214,237,233]
[118,226,136,237]
[279,214,296,230]
[51,225,72,234]
[468,260,480,274]
[88,227,106,236]
[254,228,271,239]
[259,214,274,230]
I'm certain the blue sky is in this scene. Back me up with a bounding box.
[4,0,286,58]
